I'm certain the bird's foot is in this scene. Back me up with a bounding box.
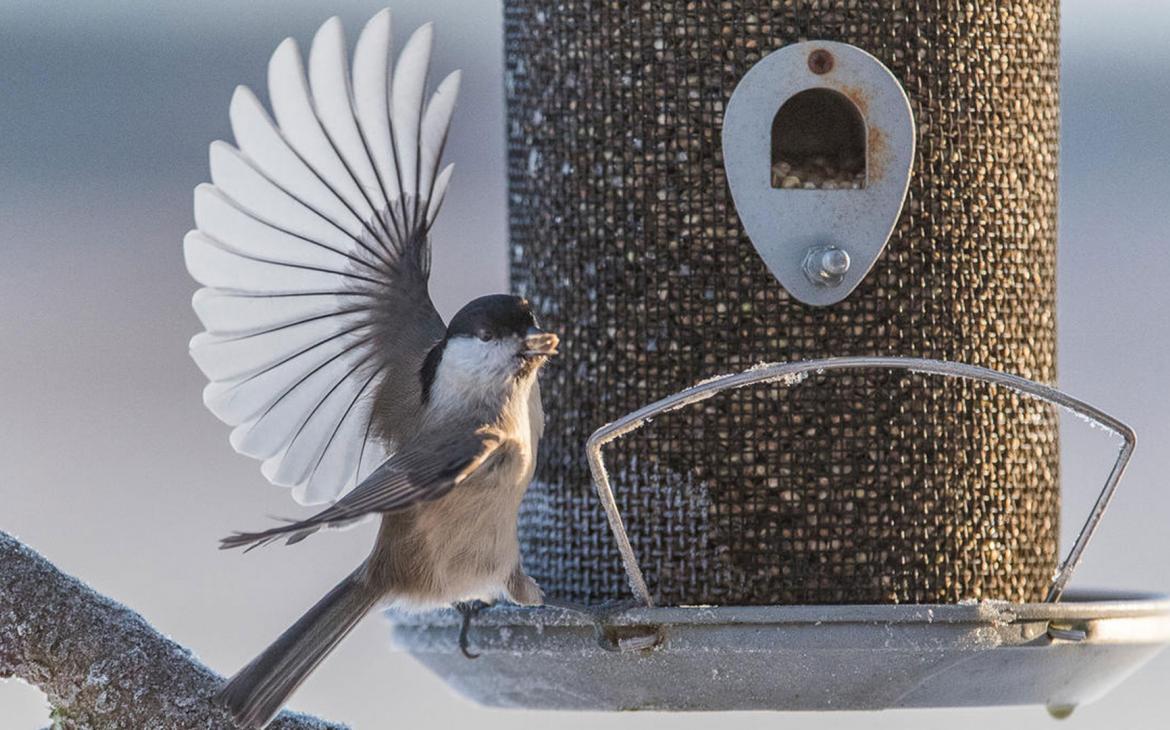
[453,600,488,660]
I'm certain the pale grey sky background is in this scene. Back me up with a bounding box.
[1,1,1168,728]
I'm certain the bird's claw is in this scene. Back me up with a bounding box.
[453,601,487,660]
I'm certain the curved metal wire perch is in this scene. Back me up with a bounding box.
[585,356,1136,608]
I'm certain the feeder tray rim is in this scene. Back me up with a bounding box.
[585,356,1136,608]
[389,590,1170,712]
[389,590,1170,629]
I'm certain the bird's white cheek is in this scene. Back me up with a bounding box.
[432,339,517,406]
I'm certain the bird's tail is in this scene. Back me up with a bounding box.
[217,568,380,729]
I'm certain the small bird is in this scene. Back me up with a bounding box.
[184,11,557,728]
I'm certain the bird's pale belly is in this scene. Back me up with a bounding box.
[375,461,531,611]
[425,485,522,603]
[371,383,541,611]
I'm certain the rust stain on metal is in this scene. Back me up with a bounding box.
[867,125,889,182]
[837,83,870,119]
[835,83,888,183]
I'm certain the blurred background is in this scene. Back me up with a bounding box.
[1,1,1167,727]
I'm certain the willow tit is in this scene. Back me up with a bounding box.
[184,12,556,728]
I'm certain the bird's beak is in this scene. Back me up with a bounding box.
[523,327,559,358]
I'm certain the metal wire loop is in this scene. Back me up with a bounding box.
[584,356,1136,608]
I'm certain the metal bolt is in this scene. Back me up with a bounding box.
[803,245,851,287]
[1047,624,1088,642]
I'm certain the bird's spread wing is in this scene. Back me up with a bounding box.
[186,12,460,505]
[220,428,506,550]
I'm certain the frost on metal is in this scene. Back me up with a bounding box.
[390,595,1170,712]
[0,531,344,730]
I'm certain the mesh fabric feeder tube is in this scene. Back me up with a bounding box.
[391,0,1170,713]
[509,2,1059,605]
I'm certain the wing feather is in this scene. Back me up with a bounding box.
[201,321,365,424]
[190,315,367,383]
[194,185,359,272]
[229,86,370,243]
[192,290,346,338]
[188,13,458,505]
[267,37,380,230]
[184,231,350,295]
[208,141,380,269]
[308,17,390,219]
[262,354,378,486]
[228,340,371,459]
[390,24,432,225]
[426,163,455,228]
[296,366,385,503]
[352,10,399,203]
[419,71,460,202]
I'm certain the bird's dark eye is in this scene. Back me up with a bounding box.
[476,329,493,342]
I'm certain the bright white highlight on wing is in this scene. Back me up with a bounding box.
[186,13,459,504]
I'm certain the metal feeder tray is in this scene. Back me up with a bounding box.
[389,357,1170,714]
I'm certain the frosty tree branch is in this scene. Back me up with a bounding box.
[0,531,345,729]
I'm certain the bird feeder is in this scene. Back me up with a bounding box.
[391,0,1170,714]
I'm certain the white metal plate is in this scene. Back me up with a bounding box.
[722,41,915,306]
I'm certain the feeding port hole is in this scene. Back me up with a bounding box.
[771,88,866,190]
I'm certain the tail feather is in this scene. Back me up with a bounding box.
[217,569,379,728]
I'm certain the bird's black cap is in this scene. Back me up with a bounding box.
[420,295,543,402]
[446,294,539,341]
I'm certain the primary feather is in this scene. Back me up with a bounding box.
[187,13,459,505]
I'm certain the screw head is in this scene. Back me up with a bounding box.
[822,248,850,276]
[803,245,851,286]
[808,49,834,75]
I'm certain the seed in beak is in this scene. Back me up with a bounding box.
[523,329,559,357]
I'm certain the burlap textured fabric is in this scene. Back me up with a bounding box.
[508,1,1060,605]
